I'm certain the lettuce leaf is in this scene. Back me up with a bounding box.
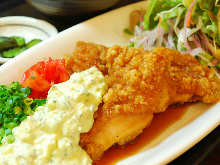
[199,0,215,11]
[143,0,182,30]
[155,4,186,31]
[183,0,193,8]
[191,0,219,45]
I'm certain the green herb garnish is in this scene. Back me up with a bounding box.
[0,82,46,144]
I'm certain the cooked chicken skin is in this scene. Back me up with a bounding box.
[80,106,153,160]
[65,41,220,160]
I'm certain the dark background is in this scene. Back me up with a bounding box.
[0,0,219,165]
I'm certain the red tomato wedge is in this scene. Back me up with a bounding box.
[22,58,70,99]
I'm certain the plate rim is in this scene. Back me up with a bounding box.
[0,1,219,165]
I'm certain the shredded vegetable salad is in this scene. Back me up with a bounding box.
[129,0,220,77]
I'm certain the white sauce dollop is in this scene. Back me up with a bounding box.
[0,66,107,165]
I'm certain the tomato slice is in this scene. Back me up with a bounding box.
[22,58,70,99]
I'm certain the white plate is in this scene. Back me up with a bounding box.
[0,1,219,165]
[0,16,58,63]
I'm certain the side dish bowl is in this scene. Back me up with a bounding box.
[26,0,120,16]
[0,16,58,63]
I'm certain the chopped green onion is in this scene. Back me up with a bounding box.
[6,135,15,144]
[5,129,12,136]
[201,53,213,61]
[216,63,220,69]
[0,82,46,144]
[128,42,135,47]
[124,28,133,35]
[5,122,18,129]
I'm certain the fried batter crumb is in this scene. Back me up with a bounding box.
[64,41,220,160]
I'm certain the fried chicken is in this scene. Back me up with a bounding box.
[65,41,220,160]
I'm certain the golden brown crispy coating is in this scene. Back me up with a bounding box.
[65,41,108,74]
[65,41,220,160]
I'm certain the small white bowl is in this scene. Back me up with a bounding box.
[26,0,120,16]
[0,16,58,64]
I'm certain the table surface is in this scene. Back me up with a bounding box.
[0,0,219,165]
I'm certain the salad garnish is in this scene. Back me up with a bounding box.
[129,0,220,77]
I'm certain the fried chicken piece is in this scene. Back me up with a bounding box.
[80,106,153,160]
[65,41,108,74]
[65,42,220,160]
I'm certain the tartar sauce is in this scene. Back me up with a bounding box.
[0,66,107,165]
